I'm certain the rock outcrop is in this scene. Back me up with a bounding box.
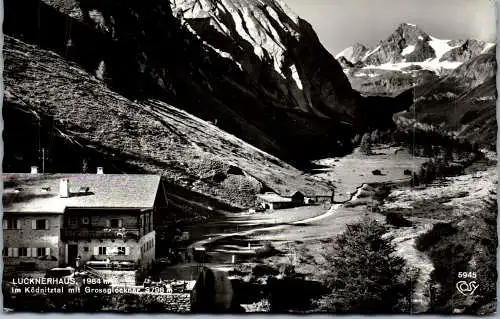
[440,40,492,62]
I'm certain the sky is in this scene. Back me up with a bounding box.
[284,0,497,55]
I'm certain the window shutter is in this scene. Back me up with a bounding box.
[13,248,19,257]
[8,248,13,257]
[118,219,123,228]
[16,220,21,229]
[106,220,111,228]
[3,219,7,229]
[125,247,130,256]
[31,248,37,257]
[45,219,50,230]
[93,247,99,255]
[45,248,51,256]
[27,248,32,257]
[32,220,36,230]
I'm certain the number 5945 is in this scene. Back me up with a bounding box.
[458,272,477,279]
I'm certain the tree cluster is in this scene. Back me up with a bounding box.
[316,218,416,313]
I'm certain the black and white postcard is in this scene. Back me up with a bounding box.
[1,0,497,314]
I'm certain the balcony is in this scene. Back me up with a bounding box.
[61,228,141,241]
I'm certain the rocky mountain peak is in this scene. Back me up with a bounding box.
[362,23,433,65]
[169,0,363,122]
[391,22,429,43]
[337,22,494,77]
[335,42,370,64]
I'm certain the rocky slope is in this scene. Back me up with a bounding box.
[6,0,406,164]
[3,35,331,207]
[168,0,362,118]
[395,49,497,147]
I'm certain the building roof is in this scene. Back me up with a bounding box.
[3,174,162,213]
[256,192,292,203]
[290,191,305,198]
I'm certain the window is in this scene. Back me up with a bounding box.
[98,247,107,255]
[84,247,89,252]
[69,218,78,226]
[109,219,122,228]
[2,248,7,257]
[18,248,29,257]
[33,219,49,230]
[36,248,47,257]
[3,219,20,230]
[82,217,90,225]
[117,247,126,255]
[9,219,19,229]
[7,248,19,257]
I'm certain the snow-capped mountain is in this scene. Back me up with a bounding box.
[335,43,370,64]
[337,23,494,74]
[337,23,495,97]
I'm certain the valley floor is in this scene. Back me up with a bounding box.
[158,145,496,313]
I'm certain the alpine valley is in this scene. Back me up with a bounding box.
[337,22,497,147]
[1,0,497,314]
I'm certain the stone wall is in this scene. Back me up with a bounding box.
[104,292,192,312]
[158,293,191,312]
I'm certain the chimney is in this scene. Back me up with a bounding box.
[31,166,39,174]
[97,167,104,175]
[59,179,70,198]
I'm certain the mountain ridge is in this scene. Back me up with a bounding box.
[337,22,494,73]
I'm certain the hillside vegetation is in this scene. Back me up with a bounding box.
[3,36,330,207]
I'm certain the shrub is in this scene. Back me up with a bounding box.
[415,222,458,251]
[372,169,382,176]
[351,134,362,146]
[359,133,372,155]
[385,212,412,227]
[403,169,412,176]
[247,298,271,312]
[255,241,278,258]
[373,185,391,200]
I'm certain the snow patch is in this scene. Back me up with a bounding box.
[204,43,234,61]
[428,35,459,60]
[363,59,462,73]
[336,46,354,60]
[362,45,381,61]
[481,42,495,54]
[289,65,303,90]
[401,45,415,56]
